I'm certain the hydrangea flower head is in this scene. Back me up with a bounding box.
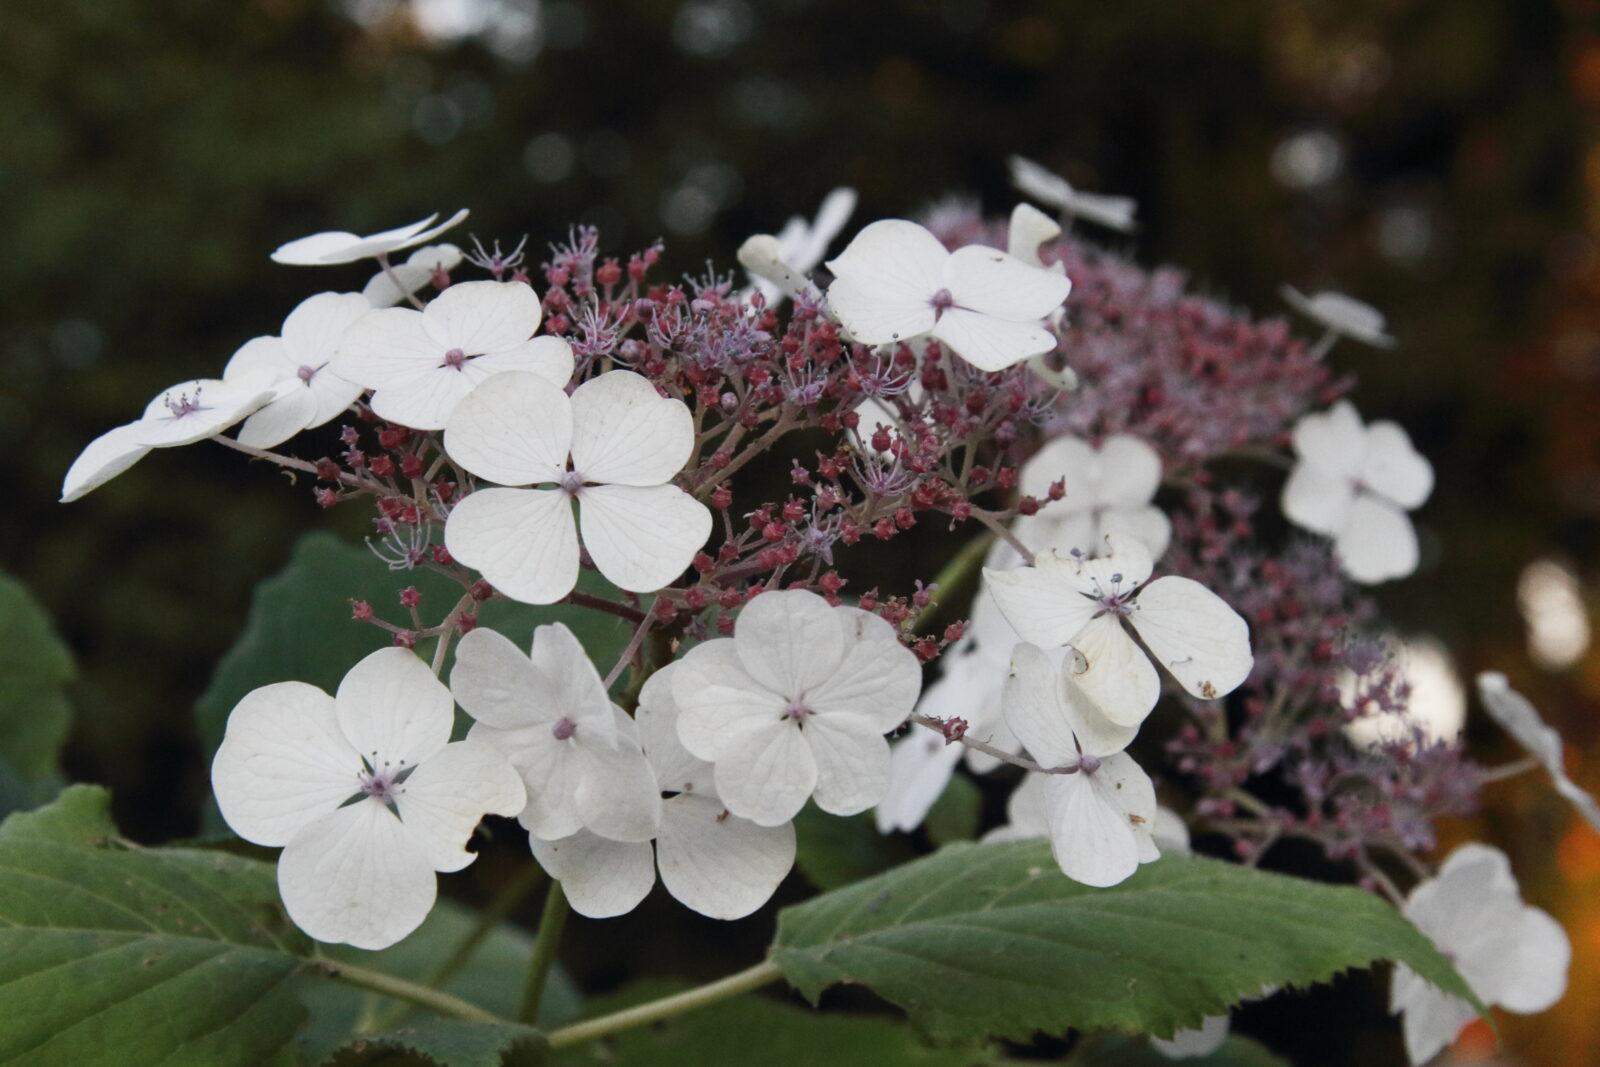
[442,369,712,603]
[210,647,525,949]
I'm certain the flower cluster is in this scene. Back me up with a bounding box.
[64,162,1581,1062]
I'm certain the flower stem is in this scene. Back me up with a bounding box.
[913,533,993,633]
[313,959,503,1023]
[518,881,571,1024]
[1479,754,1541,783]
[970,508,1034,565]
[544,960,784,1049]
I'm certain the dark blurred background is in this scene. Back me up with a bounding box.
[4,1,1600,1063]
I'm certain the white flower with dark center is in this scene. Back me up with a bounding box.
[1477,672,1600,831]
[739,187,857,304]
[210,647,524,950]
[984,532,1253,724]
[673,589,923,826]
[364,243,464,308]
[333,279,572,431]
[1281,285,1395,349]
[825,219,1071,372]
[442,370,711,604]
[1392,843,1569,1065]
[271,210,469,266]
[60,376,277,503]
[451,623,662,844]
[531,663,797,920]
[1009,156,1138,233]
[998,642,1156,887]
[222,292,371,448]
[1282,401,1434,584]
[1012,434,1171,562]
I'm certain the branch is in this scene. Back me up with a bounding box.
[313,959,503,1023]
[970,508,1034,566]
[562,589,647,624]
[545,960,784,1050]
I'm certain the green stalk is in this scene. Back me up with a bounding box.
[517,881,571,1023]
[544,960,784,1049]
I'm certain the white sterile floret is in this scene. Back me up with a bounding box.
[1280,285,1395,349]
[1008,155,1138,233]
[334,279,573,431]
[825,219,1071,372]
[1007,203,1079,390]
[1014,434,1171,562]
[739,187,856,305]
[1000,642,1156,887]
[1282,400,1434,584]
[984,532,1253,724]
[60,377,277,503]
[221,291,371,448]
[451,623,662,844]
[442,370,712,604]
[1392,843,1570,1065]
[210,647,524,950]
[364,244,464,308]
[1477,671,1600,831]
[271,210,469,266]
[531,663,797,920]
[672,589,923,826]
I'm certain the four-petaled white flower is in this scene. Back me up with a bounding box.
[984,532,1253,723]
[364,243,464,308]
[210,647,525,949]
[1281,285,1395,349]
[531,662,797,920]
[334,279,573,431]
[271,210,469,266]
[1392,844,1569,1065]
[1477,672,1600,831]
[442,370,712,604]
[997,642,1156,887]
[1282,401,1434,584]
[60,376,277,503]
[1010,434,1172,564]
[673,589,923,826]
[825,219,1072,372]
[451,623,662,844]
[221,291,371,448]
[739,187,857,305]
[1009,155,1138,233]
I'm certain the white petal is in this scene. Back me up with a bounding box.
[237,386,320,449]
[211,681,358,847]
[805,713,892,816]
[1292,401,1367,479]
[824,220,948,344]
[1002,643,1087,767]
[369,372,476,431]
[1281,460,1356,537]
[1150,1014,1231,1059]
[1361,421,1434,510]
[985,771,1051,841]
[335,647,454,770]
[282,292,371,367]
[875,730,963,833]
[224,334,295,384]
[1475,672,1600,828]
[443,371,572,486]
[395,739,525,872]
[474,722,584,841]
[530,831,655,919]
[712,717,817,827]
[1153,807,1192,855]
[1397,977,1476,1066]
[658,793,795,919]
[738,235,817,300]
[1042,764,1143,887]
[132,378,274,447]
[393,208,469,254]
[1007,202,1061,265]
[1071,614,1161,727]
[422,280,543,355]
[271,229,371,267]
[932,309,1059,372]
[333,305,441,387]
[981,563,1100,650]
[461,335,574,387]
[278,800,436,949]
[528,623,617,743]
[1130,576,1254,701]
[449,626,551,730]
[1492,905,1570,1013]
[569,371,694,485]
[1095,435,1163,509]
[672,640,789,761]
[577,484,711,593]
[636,662,716,796]
[790,187,858,271]
[1009,155,1075,209]
[1022,436,1098,517]
[803,607,922,733]
[444,488,579,605]
[944,245,1072,322]
[826,275,936,346]
[1335,494,1420,584]
[1101,506,1172,561]
[60,423,151,502]
[732,589,847,699]
[573,708,662,842]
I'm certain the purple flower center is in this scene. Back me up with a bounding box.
[164,390,204,419]
[297,364,318,383]
[784,699,812,722]
[1077,753,1102,774]
[930,288,955,318]
[559,470,584,495]
[552,716,578,740]
[359,768,396,799]
[443,347,468,370]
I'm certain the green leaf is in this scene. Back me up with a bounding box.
[771,843,1481,1045]
[791,803,914,891]
[324,1019,544,1067]
[1074,1033,1289,1066]
[551,984,983,1067]
[0,785,311,1065]
[922,774,982,847]
[0,571,75,813]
